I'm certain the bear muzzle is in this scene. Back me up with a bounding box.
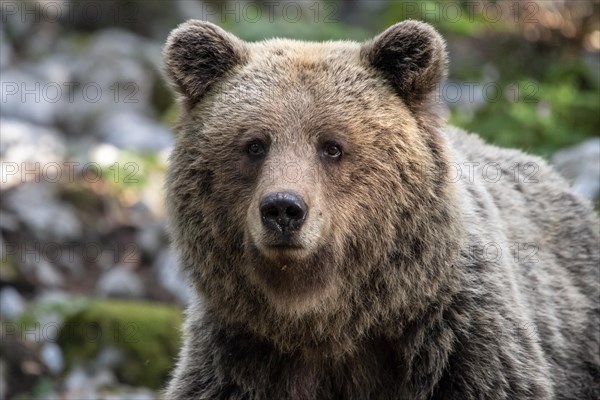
[259,191,308,246]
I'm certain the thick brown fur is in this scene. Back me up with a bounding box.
[163,20,600,399]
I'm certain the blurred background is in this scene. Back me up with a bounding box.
[0,0,598,399]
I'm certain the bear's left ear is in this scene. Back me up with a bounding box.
[163,20,249,105]
[360,20,447,104]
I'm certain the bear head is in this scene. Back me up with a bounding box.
[164,20,463,357]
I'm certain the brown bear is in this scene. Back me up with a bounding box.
[162,20,600,399]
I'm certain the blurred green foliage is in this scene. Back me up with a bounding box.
[451,78,599,155]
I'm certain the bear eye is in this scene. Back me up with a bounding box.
[322,142,342,160]
[247,140,266,158]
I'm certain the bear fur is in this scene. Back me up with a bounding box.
[163,20,600,399]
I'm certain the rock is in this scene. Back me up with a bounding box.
[26,55,74,85]
[2,4,31,36]
[154,248,191,305]
[96,111,173,152]
[0,286,26,320]
[89,143,121,167]
[96,265,145,299]
[56,248,84,277]
[2,6,56,61]
[552,138,600,201]
[89,368,117,389]
[3,183,81,241]
[20,21,62,60]
[0,68,63,126]
[127,200,158,227]
[34,289,73,305]
[85,29,161,66]
[63,366,89,392]
[40,342,64,375]
[17,252,64,288]
[0,211,19,231]
[34,259,65,287]
[22,291,76,343]
[0,118,66,160]
[48,29,163,136]
[0,119,67,189]
[94,346,124,371]
[136,220,167,258]
[115,387,157,400]
[24,310,64,344]
[63,366,117,399]
[80,30,159,94]
[56,1,183,39]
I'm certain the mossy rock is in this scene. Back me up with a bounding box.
[58,299,182,389]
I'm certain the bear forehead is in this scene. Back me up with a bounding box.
[238,39,376,84]
[210,39,399,119]
[250,39,360,64]
[188,36,416,141]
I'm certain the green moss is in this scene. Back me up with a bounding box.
[58,299,183,389]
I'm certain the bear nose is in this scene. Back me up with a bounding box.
[260,192,308,233]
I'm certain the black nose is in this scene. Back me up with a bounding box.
[260,192,308,233]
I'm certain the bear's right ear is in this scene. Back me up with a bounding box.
[360,20,447,106]
[163,20,249,104]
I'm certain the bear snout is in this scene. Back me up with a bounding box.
[260,192,308,238]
